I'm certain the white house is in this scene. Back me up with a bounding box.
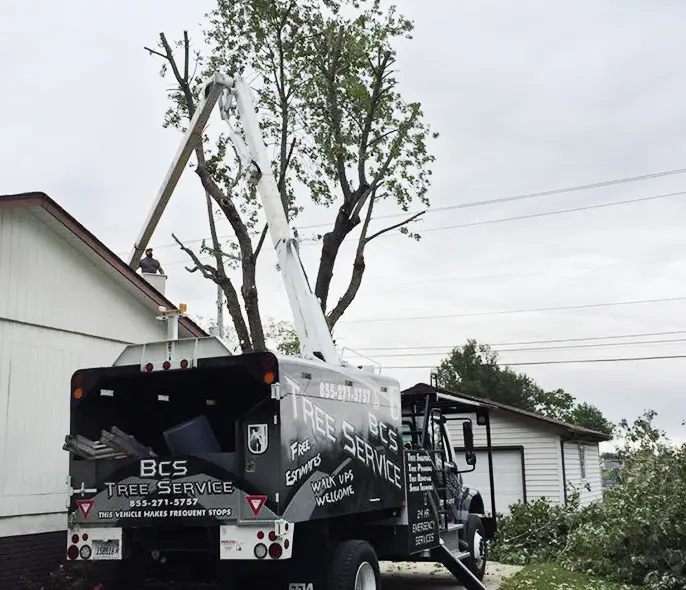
[0,191,207,588]
[402,383,612,517]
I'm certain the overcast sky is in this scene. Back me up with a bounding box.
[3,1,686,448]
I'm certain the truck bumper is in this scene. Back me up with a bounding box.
[220,521,294,560]
[66,526,123,561]
[66,520,295,562]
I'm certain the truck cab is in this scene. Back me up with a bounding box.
[399,386,497,580]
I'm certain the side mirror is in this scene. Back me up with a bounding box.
[463,422,476,465]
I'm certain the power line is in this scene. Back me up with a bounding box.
[380,354,686,369]
[147,188,686,266]
[410,189,686,236]
[366,337,686,358]
[385,254,686,287]
[294,166,686,230]
[354,329,686,350]
[127,167,686,253]
[341,295,686,323]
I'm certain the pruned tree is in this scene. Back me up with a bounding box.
[144,0,437,353]
[435,339,615,436]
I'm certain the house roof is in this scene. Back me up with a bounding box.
[403,382,612,442]
[0,191,208,339]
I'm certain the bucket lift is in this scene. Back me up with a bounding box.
[121,69,490,590]
[128,74,339,365]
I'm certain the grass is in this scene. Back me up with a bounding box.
[499,563,647,590]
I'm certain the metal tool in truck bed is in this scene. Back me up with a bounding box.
[64,73,497,590]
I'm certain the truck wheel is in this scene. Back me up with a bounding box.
[328,540,380,590]
[464,514,487,580]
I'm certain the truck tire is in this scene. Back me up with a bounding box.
[328,540,380,590]
[464,514,487,580]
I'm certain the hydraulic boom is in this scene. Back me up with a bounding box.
[129,73,340,365]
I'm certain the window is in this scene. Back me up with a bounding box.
[578,444,586,479]
[401,417,445,454]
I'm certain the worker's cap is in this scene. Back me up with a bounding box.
[145,247,153,254]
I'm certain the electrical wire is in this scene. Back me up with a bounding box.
[382,254,686,287]
[294,166,686,230]
[354,329,686,350]
[380,354,686,369]
[126,166,686,253]
[147,188,686,265]
[365,337,686,358]
[341,295,686,323]
[406,189,686,236]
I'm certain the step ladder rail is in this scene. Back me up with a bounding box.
[404,405,453,531]
[431,544,488,590]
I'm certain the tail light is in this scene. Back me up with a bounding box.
[268,543,282,559]
[67,545,79,560]
[71,372,84,400]
[260,353,278,384]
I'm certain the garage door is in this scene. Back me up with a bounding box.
[459,449,524,516]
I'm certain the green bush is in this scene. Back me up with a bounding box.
[490,411,686,590]
[490,488,591,565]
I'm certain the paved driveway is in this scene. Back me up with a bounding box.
[380,562,523,589]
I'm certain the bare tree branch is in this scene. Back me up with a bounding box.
[326,193,378,329]
[358,50,394,188]
[183,30,190,84]
[196,165,266,350]
[317,25,352,202]
[254,223,269,259]
[172,233,252,350]
[144,47,167,59]
[148,30,265,351]
[365,210,425,243]
[172,233,217,279]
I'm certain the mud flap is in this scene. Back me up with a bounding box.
[430,544,488,590]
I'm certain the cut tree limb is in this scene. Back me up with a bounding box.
[365,210,425,243]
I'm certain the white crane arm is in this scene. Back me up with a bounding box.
[131,73,340,365]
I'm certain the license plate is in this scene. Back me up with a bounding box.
[93,540,120,560]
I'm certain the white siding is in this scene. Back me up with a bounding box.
[0,208,172,536]
[563,441,603,506]
[0,208,168,344]
[448,409,565,507]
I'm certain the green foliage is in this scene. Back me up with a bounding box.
[491,411,686,590]
[434,339,614,436]
[266,319,300,356]
[150,0,438,343]
[490,490,590,566]
[500,563,645,590]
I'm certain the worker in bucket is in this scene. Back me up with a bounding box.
[139,247,165,275]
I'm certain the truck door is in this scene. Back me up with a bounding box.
[403,413,462,526]
[428,416,462,525]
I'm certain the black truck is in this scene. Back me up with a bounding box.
[63,336,497,590]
